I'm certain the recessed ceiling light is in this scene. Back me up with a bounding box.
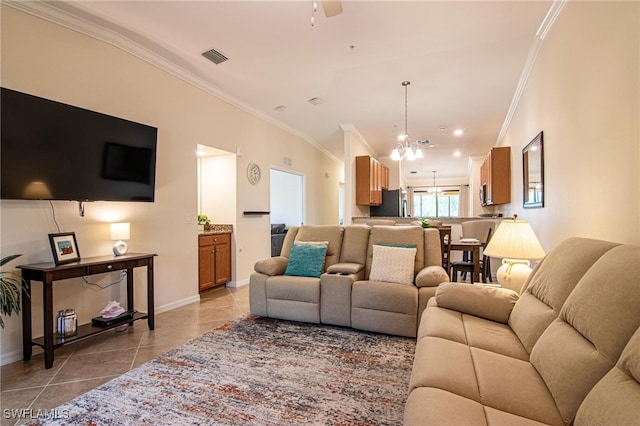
[439,125,448,132]
[308,97,323,105]
[274,105,287,112]
[454,129,464,136]
[454,150,462,157]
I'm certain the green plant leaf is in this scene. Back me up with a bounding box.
[1,254,22,267]
[0,254,28,328]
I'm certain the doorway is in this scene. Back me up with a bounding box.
[197,145,237,224]
[270,168,304,227]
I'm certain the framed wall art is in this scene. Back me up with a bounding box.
[48,232,81,265]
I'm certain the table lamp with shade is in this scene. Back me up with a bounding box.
[110,222,130,256]
[483,215,546,293]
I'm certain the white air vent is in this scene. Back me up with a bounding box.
[202,48,229,65]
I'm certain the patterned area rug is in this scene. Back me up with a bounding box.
[34,316,416,425]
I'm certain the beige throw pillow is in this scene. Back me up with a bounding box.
[369,244,417,285]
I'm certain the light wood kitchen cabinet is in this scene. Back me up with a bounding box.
[356,155,389,206]
[198,233,231,292]
[381,164,389,190]
[480,146,511,206]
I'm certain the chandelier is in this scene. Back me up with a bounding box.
[428,170,442,194]
[391,81,424,161]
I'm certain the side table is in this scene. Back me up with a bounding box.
[19,253,157,369]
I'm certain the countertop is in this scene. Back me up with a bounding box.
[352,216,504,225]
[199,224,233,235]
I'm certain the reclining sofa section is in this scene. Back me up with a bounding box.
[405,237,640,425]
[249,225,449,337]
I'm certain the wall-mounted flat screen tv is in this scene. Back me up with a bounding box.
[1,87,158,202]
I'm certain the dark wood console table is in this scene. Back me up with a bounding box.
[19,253,157,369]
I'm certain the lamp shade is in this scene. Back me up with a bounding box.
[483,218,545,260]
[391,148,401,161]
[110,222,130,241]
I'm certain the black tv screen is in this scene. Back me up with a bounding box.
[1,87,157,202]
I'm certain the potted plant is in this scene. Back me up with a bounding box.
[198,214,213,231]
[1,254,29,328]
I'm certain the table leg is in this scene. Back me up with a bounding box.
[127,267,134,326]
[21,276,32,361]
[147,258,155,330]
[43,280,54,369]
[472,246,480,283]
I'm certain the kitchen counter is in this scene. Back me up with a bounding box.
[199,224,233,235]
[352,216,505,226]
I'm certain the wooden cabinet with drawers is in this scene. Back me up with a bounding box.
[198,233,231,292]
[480,146,511,206]
[356,155,389,206]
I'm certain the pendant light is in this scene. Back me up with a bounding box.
[391,81,424,161]
[429,170,441,194]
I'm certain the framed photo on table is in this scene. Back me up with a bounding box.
[48,232,81,265]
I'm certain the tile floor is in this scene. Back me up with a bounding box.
[1,285,249,426]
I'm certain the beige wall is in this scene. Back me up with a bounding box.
[0,6,341,363]
[499,1,639,249]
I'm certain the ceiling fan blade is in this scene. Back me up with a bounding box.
[322,0,343,17]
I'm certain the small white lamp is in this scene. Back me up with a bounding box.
[483,215,545,293]
[110,222,130,256]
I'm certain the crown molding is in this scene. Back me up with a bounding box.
[496,0,567,144]
[3,0,341,165]
[340,123,378,158]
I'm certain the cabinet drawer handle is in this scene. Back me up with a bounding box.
[107,265,113,270]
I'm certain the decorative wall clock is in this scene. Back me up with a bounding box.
[247,162,261,185]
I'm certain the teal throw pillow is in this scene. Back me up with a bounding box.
[376,243,418,249]
[284,242,328,278]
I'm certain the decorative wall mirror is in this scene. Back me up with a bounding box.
[523,131,544,208]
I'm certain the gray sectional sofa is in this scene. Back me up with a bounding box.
[249,224,449,337]
[406,237,640,425]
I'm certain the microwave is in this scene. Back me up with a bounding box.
[479,184,488,206]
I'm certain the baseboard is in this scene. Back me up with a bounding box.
[0,348,24,366]
[155,294,201,315]
[226,278,249,288]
